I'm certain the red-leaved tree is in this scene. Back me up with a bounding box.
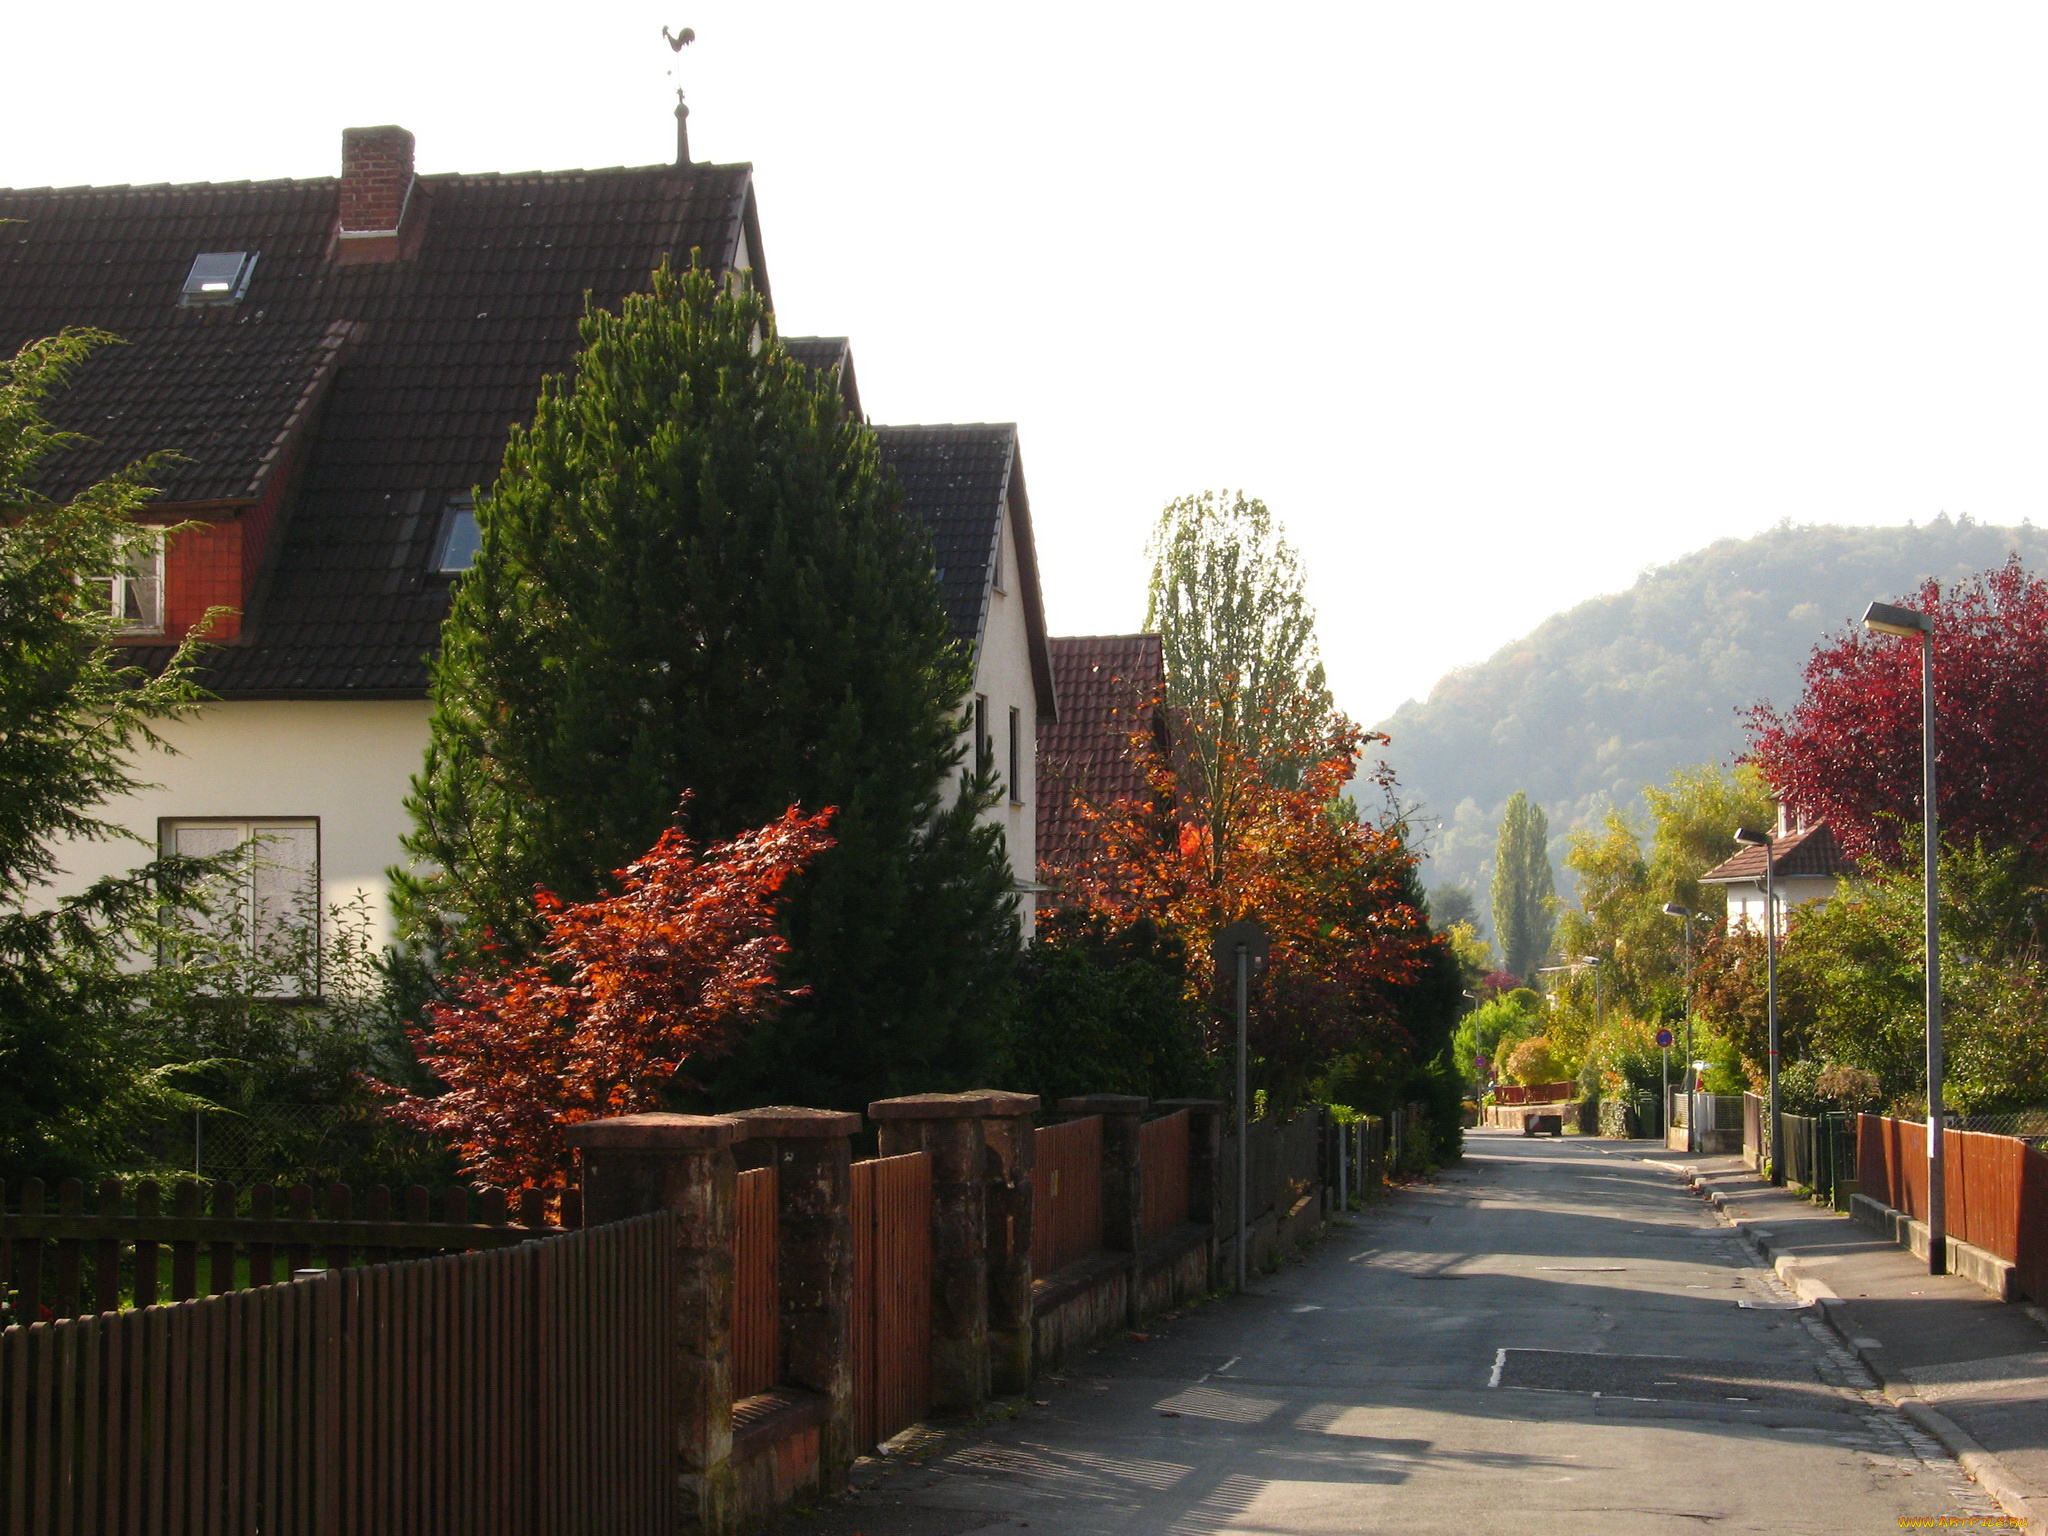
[1745,557,2048,865]
[380,802,834,1187]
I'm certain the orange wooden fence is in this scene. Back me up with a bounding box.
[1138,1111,1190,1243]
[1494,1083,1573,1106]
[1031,1117,1104,1277]
[0,1176,579,1324]
[849,1153,931,1453]
[731,1165,780,1399]
[1857,1114,2048,1305]
[0,1211,676,1536]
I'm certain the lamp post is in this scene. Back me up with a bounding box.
[1732,826,1781,1184]
[1864,599,1944,1275]
[1213,921,1269,1293]
[1662,903,1705,1153]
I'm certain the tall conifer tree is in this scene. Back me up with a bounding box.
[1490,791,1556,982]
[399,264,1018,1109]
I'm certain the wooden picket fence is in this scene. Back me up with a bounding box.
[731,1166,780,1399]
[849,1152,931,1452]
[0,1095,1279,1526]
[1138,1110,1191,1243]
[1030,1117,1104,1276]
[1,1176,578,1326]
[0,1211,676,1536]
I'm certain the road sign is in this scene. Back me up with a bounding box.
[1212,921,1271,975]
[1655,1029,1673,1048]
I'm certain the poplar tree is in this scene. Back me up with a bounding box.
[399,263,1018,1109]
[1144,491,1336,877]
[1490,791,1557,982]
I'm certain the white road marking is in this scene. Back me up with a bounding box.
[1488,1348,1507,1388]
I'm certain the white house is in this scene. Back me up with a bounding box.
[8,123,1054,962]
[1698,811,1855,930]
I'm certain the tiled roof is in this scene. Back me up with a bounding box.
[1,160,756,694]
[873,424,1014,646]
[1036,635,1164,876]
[1698,822,1855,884]
[872,423,1057,720]
[780,334,861,418]
[38,317,354,503]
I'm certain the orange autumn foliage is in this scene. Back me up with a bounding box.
[379,801,834,1187]
[1052,711,1432,1098]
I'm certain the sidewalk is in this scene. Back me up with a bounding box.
[1679,1152,2048,1529]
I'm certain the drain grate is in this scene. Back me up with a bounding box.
[1490,1348,1844,1410]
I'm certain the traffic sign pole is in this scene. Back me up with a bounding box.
[1654,1029,1674,1143]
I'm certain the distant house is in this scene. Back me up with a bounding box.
[1035,634,1167,900]
[1698,812,1854,930]
[6,124,1053,958]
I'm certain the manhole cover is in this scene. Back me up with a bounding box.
[1490,1348,1841,1410]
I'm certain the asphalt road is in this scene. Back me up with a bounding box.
[775,1128,2005,1536]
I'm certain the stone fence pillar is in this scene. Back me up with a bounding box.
[728,1107,860,1493]
[1057,1094,1147,1325]
[972,1091,1040,1396]
[570,1112,742,1533]
[870,1092,995,1413]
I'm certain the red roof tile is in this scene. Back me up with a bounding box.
[1699,822,1855,884]
[1037,635,1164,877]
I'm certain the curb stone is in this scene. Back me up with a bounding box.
[1679,1165,2047,1532]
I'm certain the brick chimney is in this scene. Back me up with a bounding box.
[334,125,419,264]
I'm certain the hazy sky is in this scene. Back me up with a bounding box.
[11,3,2048,724]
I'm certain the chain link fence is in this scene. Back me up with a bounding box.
[1947,1109,2048,1147]
[182,1103,454,1187]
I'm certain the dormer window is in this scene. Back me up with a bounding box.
[179,251,258,308]
[434,494,481,574]
[105,532,165,634]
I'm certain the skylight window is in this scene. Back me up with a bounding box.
[179,251,258,308]
[435,495,481,574]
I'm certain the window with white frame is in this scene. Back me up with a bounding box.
[162,819,321,994]
[105,531,165,634]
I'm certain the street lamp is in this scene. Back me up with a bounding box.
[1662,903,1705,1153]
[1864,598,1945,1276]
[1732,826,1781,1185]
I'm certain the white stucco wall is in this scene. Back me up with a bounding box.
[49,541,1042,956]
[1722,874,1841,931]
[965,498,1041,938]
[42,698,432,953]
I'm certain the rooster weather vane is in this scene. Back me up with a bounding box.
[664,26,697,165]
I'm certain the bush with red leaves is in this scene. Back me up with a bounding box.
[379,802,833,1187]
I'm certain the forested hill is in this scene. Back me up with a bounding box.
[1373,519,2048,928]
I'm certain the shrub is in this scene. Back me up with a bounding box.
[1504,1035,1561,1086]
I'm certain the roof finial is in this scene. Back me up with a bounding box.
[663,25,696,166]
